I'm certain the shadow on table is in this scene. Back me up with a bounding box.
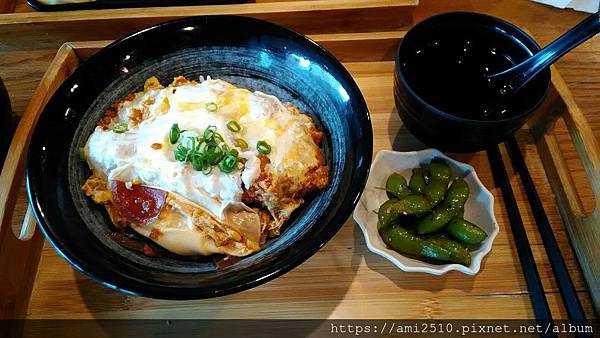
[351,220,478,293]
[388,108,477,163]
[73,226,360,337]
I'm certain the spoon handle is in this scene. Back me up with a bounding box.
[492,11,600,93]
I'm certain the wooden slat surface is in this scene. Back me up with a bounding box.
[11,0,369,14]
[0,0,416,51]
[0,0,598,321]
[15,56,596,320]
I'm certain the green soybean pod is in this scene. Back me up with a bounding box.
[422,165,431,184]
[398,194,434,215]
[423,180,448,207]
[442,177,470,210]
[378,226,453,263]
[415,207,455,235]
[420,241,453,262]
[377,199,401,227]
[409,168,427,194]
[446,217,488,245]
[428,158,452,184]
[378,225,424,256]
[385,172,411,199]
[377,195,433,227]
[427,235,472,266]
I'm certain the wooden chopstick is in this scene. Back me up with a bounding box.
[487,145,555,330]
[505,136,587,323]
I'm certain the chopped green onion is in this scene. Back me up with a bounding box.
[191,154,206,171]
[169,123,181,144]
[174,144,190,162]
[256,140,272,155]
[226,120,241,132]
[213,133,224,144]
[112,122,129,134]
[172,125,243,175]
[79,147,86,161]
[203,125,217,143]
[205,102,218,112]
[205,144,224,165]
[219,153,238,173]
[189,137,197,158]
[234,138,248,150]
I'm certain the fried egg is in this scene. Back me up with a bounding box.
[82,76,329,256]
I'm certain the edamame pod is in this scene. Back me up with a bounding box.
[442,177,470,210]
[421,159,452,208]
[386,173,411,199]
[446,217,488,245]
[409,168,427,194]
[423,180,448,207]
[379,226,452,262]
[427,235,472,266]
[422,165,431,184]
[377,199,401,227]
[420,241,453,262]
[416,207,455,234]
[377,195,433,227]
[429,158,452,184]
[378,225,423,256]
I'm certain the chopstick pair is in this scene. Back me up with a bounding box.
[504,136,587,323]
[487,136,587,334]
[487,145,554,329]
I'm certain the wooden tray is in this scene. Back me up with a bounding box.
[0,32,598,320]
[0,0,417,52]
[25,0,251,12]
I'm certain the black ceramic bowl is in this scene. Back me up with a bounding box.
[26,16,372,299]
[394,12,551,152]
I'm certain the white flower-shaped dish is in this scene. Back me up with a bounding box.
[353,149,499,275]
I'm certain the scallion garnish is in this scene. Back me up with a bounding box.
[226,120,241,132]
[219,153,238,173]
[174,143,190,162]
[203,125,217,143]
[256,140,272,155]
[169,123,181,144]
[191,154,206,171]
[112,122,129,134]
[205,144,224,165]
[234,138,249,150]
[205,102,218,112]
[170,125,241,175]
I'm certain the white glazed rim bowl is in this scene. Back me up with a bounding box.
[353,149,499,275]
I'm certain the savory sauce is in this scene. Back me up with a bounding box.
[401,26,536,120]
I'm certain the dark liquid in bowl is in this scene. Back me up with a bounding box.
[401,26,537,120]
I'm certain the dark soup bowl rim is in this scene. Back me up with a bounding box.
[395,11,551,126]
